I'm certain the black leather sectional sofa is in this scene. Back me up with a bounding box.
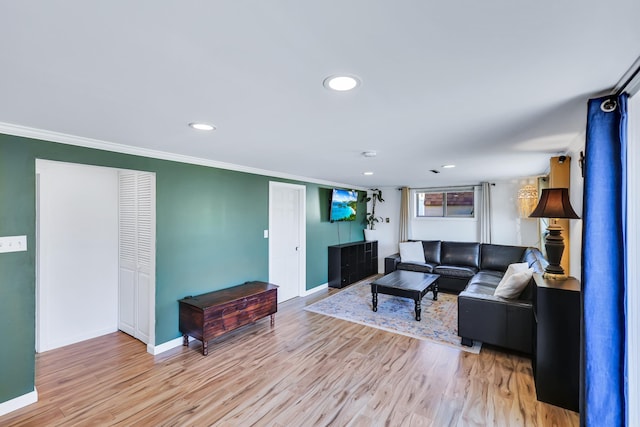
[384,240,547,354]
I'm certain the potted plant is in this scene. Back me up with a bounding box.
[363,188,384,241]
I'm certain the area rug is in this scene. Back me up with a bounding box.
[305,280,482,354]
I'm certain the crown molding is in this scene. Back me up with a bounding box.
[0,122,366,190]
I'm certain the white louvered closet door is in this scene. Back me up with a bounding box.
[118,171,156,345]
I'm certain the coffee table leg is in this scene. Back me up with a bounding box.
[433,283,438,301]
[372,291,378,312]
[415,299,421,321]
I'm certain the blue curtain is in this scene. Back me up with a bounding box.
[582,94,628,426]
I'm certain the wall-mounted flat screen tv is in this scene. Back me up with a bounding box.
[330,189,358,222]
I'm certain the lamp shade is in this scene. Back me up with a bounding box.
[529,188,580,219]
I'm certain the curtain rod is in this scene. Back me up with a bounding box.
[398,184,487,191]
[614,55,640,96]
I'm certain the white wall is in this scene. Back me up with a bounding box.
[490,179,541,247]
[37,160,119,352]
[410,187,480,242]
[372,187,401,271]
[627,91,639,427]
[374,181,542,272]
[404,182,540,247]
[566,134,585,279]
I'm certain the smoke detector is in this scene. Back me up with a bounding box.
[362,151,377,158]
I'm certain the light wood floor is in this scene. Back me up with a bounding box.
[1,288,579,426]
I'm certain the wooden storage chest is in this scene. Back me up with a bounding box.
[178,281,278,355]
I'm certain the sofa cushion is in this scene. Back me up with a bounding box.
[480,244,527,271]
[434,265,477,279]
[419,240,441,264]
[397,262,437,273]
[440,241,480,268]
[399,241,426,263]
[468,270,503,288]
[476,269,503,278]
[464,282,497,296]
[494,267,534,299]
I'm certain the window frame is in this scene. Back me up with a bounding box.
[413,188,477,220]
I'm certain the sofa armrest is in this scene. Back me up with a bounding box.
[458,291,533,354]
[384,253,401,274]
[458,290,532,308]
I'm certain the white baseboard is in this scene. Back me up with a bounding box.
[0,389,38,417]
[148,283,330,355]
[147,284,329,356]
[302,283,328,296]
[38,327,118,353]
[147,336,193,355]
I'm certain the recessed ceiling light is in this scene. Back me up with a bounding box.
[323,75,361,91]
[442,164,456,169]
[189,122,216,131]
[362,151,377,158]
[363,171,374,176]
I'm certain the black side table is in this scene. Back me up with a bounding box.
[532,273,580,412]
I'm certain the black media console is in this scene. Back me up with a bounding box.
[328,241,378,288]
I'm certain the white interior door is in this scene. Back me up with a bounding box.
[118,171,155,345]
[119,172,137,337]
[269,182,306,303]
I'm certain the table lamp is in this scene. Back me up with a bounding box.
[529,188,580,279]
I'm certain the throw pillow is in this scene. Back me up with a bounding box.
[399,241,426,264]
[494,267,534,299]
[501,262,530,282]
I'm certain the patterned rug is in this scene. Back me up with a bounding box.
[305,279,482,354]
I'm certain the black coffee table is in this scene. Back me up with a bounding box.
[370,270,439,321]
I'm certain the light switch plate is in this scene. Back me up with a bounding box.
[0,235,27,253]
[264,230,269,238]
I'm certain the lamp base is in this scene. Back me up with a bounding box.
[543,271,568,281]
[543,224,566,279]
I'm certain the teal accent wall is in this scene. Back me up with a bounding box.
[305,185,366,285]
[0,132,365,405]
[0,139,36,402]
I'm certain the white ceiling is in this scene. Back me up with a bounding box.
[1,2,639,188]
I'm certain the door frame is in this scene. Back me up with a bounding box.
[268,181,306,299]
[35,160,156,353]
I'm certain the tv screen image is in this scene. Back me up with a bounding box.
[330,189,358,222]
